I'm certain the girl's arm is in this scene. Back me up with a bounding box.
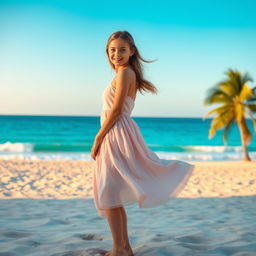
[96,67,132,139]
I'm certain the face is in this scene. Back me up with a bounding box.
[108,38,134,69]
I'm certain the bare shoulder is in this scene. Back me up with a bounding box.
[115,66,136,86]
[118,66,135,78]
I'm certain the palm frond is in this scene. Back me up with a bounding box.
[245,85,256,103]
[208,110,234,139]
[204,88,233,105]
[239,84,254,102]
[241,72,254,85]
[225,69,242,93]
[247,104,256,112]
[218,80,239,96]
[246,97,256,103]
[203,104,232,120]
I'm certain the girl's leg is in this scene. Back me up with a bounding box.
[120,207,132,249]
[104,206,133,256]
[105,207,125,251]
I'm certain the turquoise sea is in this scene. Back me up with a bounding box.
[0,115,255,161]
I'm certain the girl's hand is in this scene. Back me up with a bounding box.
[90,135,103,160]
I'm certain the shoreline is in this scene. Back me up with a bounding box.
[0,159,255,199]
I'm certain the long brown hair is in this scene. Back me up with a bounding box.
[106,30,158,95]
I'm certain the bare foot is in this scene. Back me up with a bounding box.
[104,245,133,256]
[106,248,127,256]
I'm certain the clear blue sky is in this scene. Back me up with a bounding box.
[1,0,256,117]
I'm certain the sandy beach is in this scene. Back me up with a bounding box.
[0,160,256,199]
[1,160,256,256]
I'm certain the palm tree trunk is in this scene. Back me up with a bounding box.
[238,118,251,161]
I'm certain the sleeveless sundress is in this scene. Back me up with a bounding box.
[93,83,195,218]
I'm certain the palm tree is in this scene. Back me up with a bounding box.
[203,69,256,161]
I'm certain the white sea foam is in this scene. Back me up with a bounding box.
[0,151,255,161]
[187,145,243,152]
[0,142,33,152]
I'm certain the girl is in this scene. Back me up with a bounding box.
[91,30,195,256]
